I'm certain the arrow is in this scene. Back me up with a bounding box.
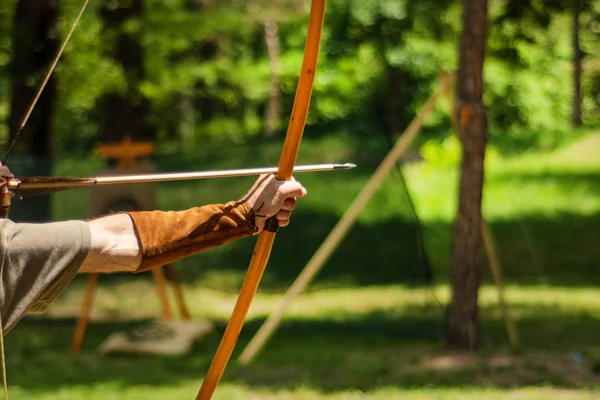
[9,163,356,197]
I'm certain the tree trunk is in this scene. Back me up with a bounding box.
[263,18,282,137]
[7,0,58,222]
[9,0,59,159]
[572,0,582,127]
[99,0,155,143]
[446,0,489,352]
[179,93,195,147]
[381,66,409,135]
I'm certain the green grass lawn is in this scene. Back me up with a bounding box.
[5,131,600,399]
[405,131,600,284]
[8,284,600,399]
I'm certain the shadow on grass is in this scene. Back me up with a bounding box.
[6,301,599,393]
[158,208,600,289]
[492,170,600,194]
[63,205,600,298]
[421,210,600,285]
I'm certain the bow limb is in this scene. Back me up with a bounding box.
[195,1,327,399]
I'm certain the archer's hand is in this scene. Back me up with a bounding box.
[242,174,307,233]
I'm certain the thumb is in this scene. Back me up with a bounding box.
[277,180,307,200]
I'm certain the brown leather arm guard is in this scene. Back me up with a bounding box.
[127,200,258,272]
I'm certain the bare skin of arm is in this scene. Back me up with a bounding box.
[79,175,306,274]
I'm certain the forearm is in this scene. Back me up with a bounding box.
[79,200,257,274]
[79,214,142,273]
[77,174,304,274]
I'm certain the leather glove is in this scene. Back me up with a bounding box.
[127,200,257,272]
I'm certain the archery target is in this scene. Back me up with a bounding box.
[89,166,156,216]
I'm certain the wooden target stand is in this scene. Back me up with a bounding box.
[71,137,193,353]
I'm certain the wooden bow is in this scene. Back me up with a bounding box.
[195,1,327,398]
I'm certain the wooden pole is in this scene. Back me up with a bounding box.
[165,264,191,320]
[238,77,452,365]
[152,267,173,321]
[480,219,519,349]
[71,273,99,353]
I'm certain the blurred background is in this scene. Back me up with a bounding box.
[0,0,599,399]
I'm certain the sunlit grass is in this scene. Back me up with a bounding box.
[9,385,600,400]
[52,281,600,324]
[51,281,600,362]
[15,282,600,399]
[403,132,600,222]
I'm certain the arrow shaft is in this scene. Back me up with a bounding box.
[95,163,347,185]
[9,163,353,193]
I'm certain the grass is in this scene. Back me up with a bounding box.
[7,284,600,399]
[5,131,600,399]
[405,132,600,284]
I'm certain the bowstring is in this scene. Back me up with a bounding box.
[3,0,91,165]
[0,313,6,400]
[0,2,91,399]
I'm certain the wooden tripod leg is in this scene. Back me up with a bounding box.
[71,273,99,353]
[152,267,173,321]
[481,219,519,350]
[165,264,191,320]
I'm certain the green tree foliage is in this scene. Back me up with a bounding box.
[582,1,600,123]
[488,0,599,139]
[0,0,597,155]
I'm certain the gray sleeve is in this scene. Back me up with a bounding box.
[0,219,92,333]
